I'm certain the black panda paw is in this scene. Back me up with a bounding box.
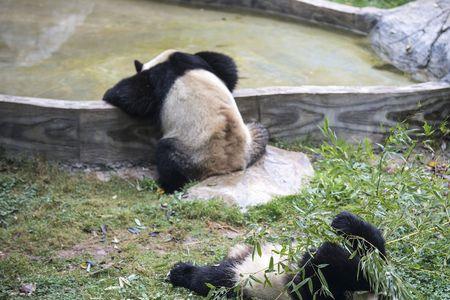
[167,262,196,288]
[331,211,364,236]
[332,211,386,257]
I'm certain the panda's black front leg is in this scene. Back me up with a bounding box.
[155,138,200,193]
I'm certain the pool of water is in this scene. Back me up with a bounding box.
[0,0,414,100]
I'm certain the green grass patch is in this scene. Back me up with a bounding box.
[329,0,412,8]
[0,123,449,299]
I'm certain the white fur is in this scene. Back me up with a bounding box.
[228,244,251,260]
[141,50,254,174]
[160,69,252,165]
[232,244,291,300]
[231,243,380,300]
[354,293,379,300]
[161,69,245,140]
[142,49,177,71]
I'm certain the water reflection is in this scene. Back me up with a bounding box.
[0,0,413,100]
[0,0,94,66]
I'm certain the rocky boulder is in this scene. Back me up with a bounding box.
[183,146,314,208]
[370,0,450,82]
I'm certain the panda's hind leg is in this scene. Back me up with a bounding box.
[155,138,199,193]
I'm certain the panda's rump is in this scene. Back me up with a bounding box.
[160,69,251,175]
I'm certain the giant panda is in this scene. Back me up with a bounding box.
[103,50,268,193]
[168,211,386,300]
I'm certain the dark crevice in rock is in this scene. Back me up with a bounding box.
[389,28,425,45]
[371,0,450,81]
[390,9,450,44]
[389,9,450,46]
[420,11,450,69]
[437,0,450,10]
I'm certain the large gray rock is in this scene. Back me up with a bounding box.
[183,146,314,208]
[370,0,450,82]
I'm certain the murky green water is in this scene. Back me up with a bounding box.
[0,0,413,100]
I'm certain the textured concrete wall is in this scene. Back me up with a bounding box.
[165,0,383,33]
[235,83,450,143]
[1,82,449,164]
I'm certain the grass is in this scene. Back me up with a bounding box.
[0,123,449,299]
[0,160,243,299]
[330,0,412,8]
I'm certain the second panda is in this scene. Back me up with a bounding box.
[168,211,386,300]
[103,50,269,193]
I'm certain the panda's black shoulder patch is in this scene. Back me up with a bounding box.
[103,50,236,122]
[169,52,213,75]
[195,51,238,92]
[169,51,238,92]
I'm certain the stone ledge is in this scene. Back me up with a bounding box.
[1,81,449,164]
[168,0,383,34]
[182,146,314,208]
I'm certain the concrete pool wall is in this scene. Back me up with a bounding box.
[1,0,449,164]
[168,0,383,34]
[1,82,448,164]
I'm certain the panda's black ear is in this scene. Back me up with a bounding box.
[195,51,238,92]
[134,60,143,73]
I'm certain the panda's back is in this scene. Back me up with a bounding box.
[160,69,251,174]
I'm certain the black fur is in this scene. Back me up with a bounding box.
[103,51,237,121]
[331,211,386,258]
[103,60,176,121]
[103,51,240,192]
[290,212,385,300]
[195,51,238,91]
[134,60,143,73]
[246,122,269,166]
[155,138,200,193]
[291,242,372,300]
[155,138,196,193]
[168,212,386,300]
[168,260,238,297]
